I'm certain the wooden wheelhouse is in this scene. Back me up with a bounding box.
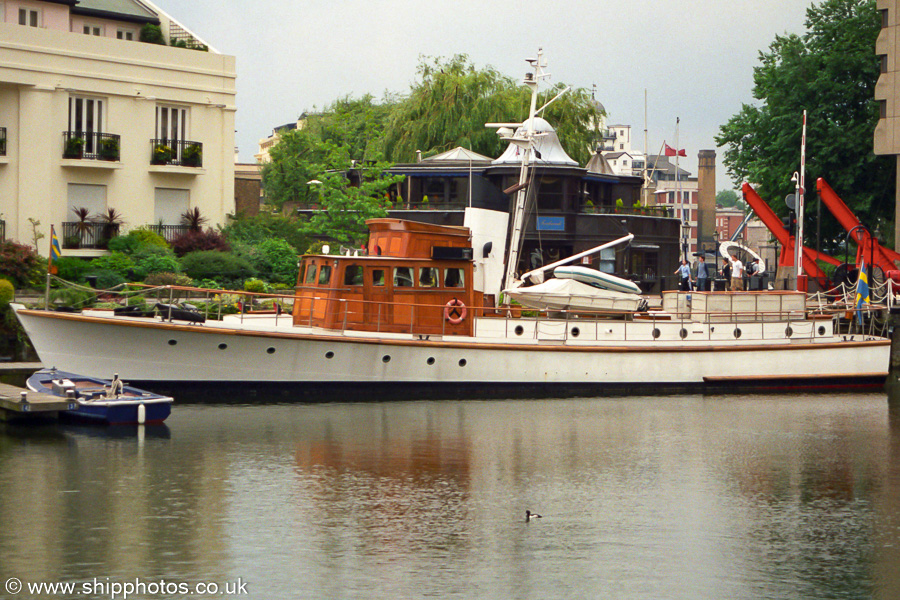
[293,220,479,336]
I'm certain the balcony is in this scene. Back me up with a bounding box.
[150,139,203,168]
[146,224,190,242]
[61,222,120,250]
[62,131,121,162]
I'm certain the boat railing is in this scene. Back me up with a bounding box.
[42,279,888,342]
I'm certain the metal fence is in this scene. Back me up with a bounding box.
[62,131,120,161]
[147,224,190,242]
[150,139,203,167]
[61,222,121,249]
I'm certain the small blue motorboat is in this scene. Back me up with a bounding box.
[27,368,173,425]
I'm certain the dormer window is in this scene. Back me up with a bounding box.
[83,24,102,36]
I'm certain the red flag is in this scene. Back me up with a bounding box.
[665,144,687,157]
[678,148,687,157]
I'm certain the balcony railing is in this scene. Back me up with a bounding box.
[0,127,6,156]
[147,224,190,242]
[0,220,5,242]
[61,222,121,249]
[582,205,674,218]
[62,131,121,161]
[150,139,203,167]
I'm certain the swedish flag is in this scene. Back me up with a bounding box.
[49,225,62,274]
[855,260,870,322]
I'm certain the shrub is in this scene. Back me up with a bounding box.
[133,247,180,279]
[170,229,230,257]
[89,253,135,280]
[0,279,13,308]
[143,272,193,287]
[243,278,268,293]
[221,212,310,252]
[250,237,299,284]
[85,269,126,290]
[180,251,254,286]
[54,256,92,282]
[140,23,165,45]
[0,241,44,288]
[49,287,95,309]
[108,228,168,254]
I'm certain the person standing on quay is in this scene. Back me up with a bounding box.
[730,254,744,291]
[721,259,732,290]
[696,255,709,291]
[675,259,692,291]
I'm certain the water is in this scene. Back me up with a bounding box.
[2,394,899,599]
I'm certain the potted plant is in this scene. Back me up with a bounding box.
[64,137,86,159]
[99,137,120,161]
[615,198,624,213]
[151,143,174,165]
[95,207,124,248]
[71,206,93,247]
[182,143,202,167]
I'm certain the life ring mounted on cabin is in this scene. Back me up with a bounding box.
[444,298,467,325]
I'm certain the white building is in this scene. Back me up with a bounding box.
[601,125,646,177]
[0,0,236,253]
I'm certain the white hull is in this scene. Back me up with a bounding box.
[13,307,889,396]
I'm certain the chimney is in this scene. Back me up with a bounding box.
[697,149,717,253]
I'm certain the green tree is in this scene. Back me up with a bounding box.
[716,189,748,211]
[260,128,330,211]
[304,94,396,161]
[302,144,404,246]
[716,0,893,253]
[382,55,603,165]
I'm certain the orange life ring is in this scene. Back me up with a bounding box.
[444,298,467,325]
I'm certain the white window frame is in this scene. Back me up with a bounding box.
[19,7,39,27]
[116,28,135,40]
[68,95,106,155]
[82,23,102,36]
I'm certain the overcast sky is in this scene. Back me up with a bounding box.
[151,0,818,191]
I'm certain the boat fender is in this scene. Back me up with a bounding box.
[444,298,467,325]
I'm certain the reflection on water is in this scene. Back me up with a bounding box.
[2,395,899,599]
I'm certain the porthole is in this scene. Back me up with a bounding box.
[652,328,661,339]
[679,328,688,339]
[785,326,793,338]
[458,359,467,367]
[571,327,580,338]
[267,347,276,354]
[168,339,177,346]
[818,326,826,336]
[514,325,524,336]
[382,355,391,363]
[218,343,228,350]
[325,351,334,359]
[426,357,435,365]
[734,328,742,339]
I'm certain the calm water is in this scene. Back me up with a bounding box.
[1,394,899,600]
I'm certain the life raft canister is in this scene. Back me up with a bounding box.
[444,298,467,325]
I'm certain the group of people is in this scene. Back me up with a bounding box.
[675,255,763,292]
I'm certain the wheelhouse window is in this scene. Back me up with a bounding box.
[418,267,438,288]
[344,265,363,286]
[372,269,385,286]
[394,267,413,288]
[317,265,332,285]
[444,268,465,288]
[304,264,317,285]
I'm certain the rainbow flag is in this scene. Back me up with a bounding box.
[48,225,62,274]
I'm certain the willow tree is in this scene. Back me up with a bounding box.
[382,55,603,165]
[715,0,893,251]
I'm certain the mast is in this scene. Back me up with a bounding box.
[795,109,807,291]
[643,89,649,207]
[502,49,550,291]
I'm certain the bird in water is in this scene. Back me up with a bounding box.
[525,510,542,522]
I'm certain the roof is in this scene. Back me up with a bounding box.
[72,0,159,23]
[493,117,578,167]
[423,146,494,163]
[585,152,616,176]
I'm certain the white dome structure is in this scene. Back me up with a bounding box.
[492,117,579,167]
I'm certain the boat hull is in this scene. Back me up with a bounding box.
[14,308,889,400]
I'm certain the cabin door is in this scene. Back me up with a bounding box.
[364,267,391,330]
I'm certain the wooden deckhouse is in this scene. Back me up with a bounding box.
[293,219,478,336]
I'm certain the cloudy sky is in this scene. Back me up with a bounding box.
[151,0,818,191]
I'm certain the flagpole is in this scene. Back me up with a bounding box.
[676,117,685,260]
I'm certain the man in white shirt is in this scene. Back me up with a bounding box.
[730,254,744,291]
